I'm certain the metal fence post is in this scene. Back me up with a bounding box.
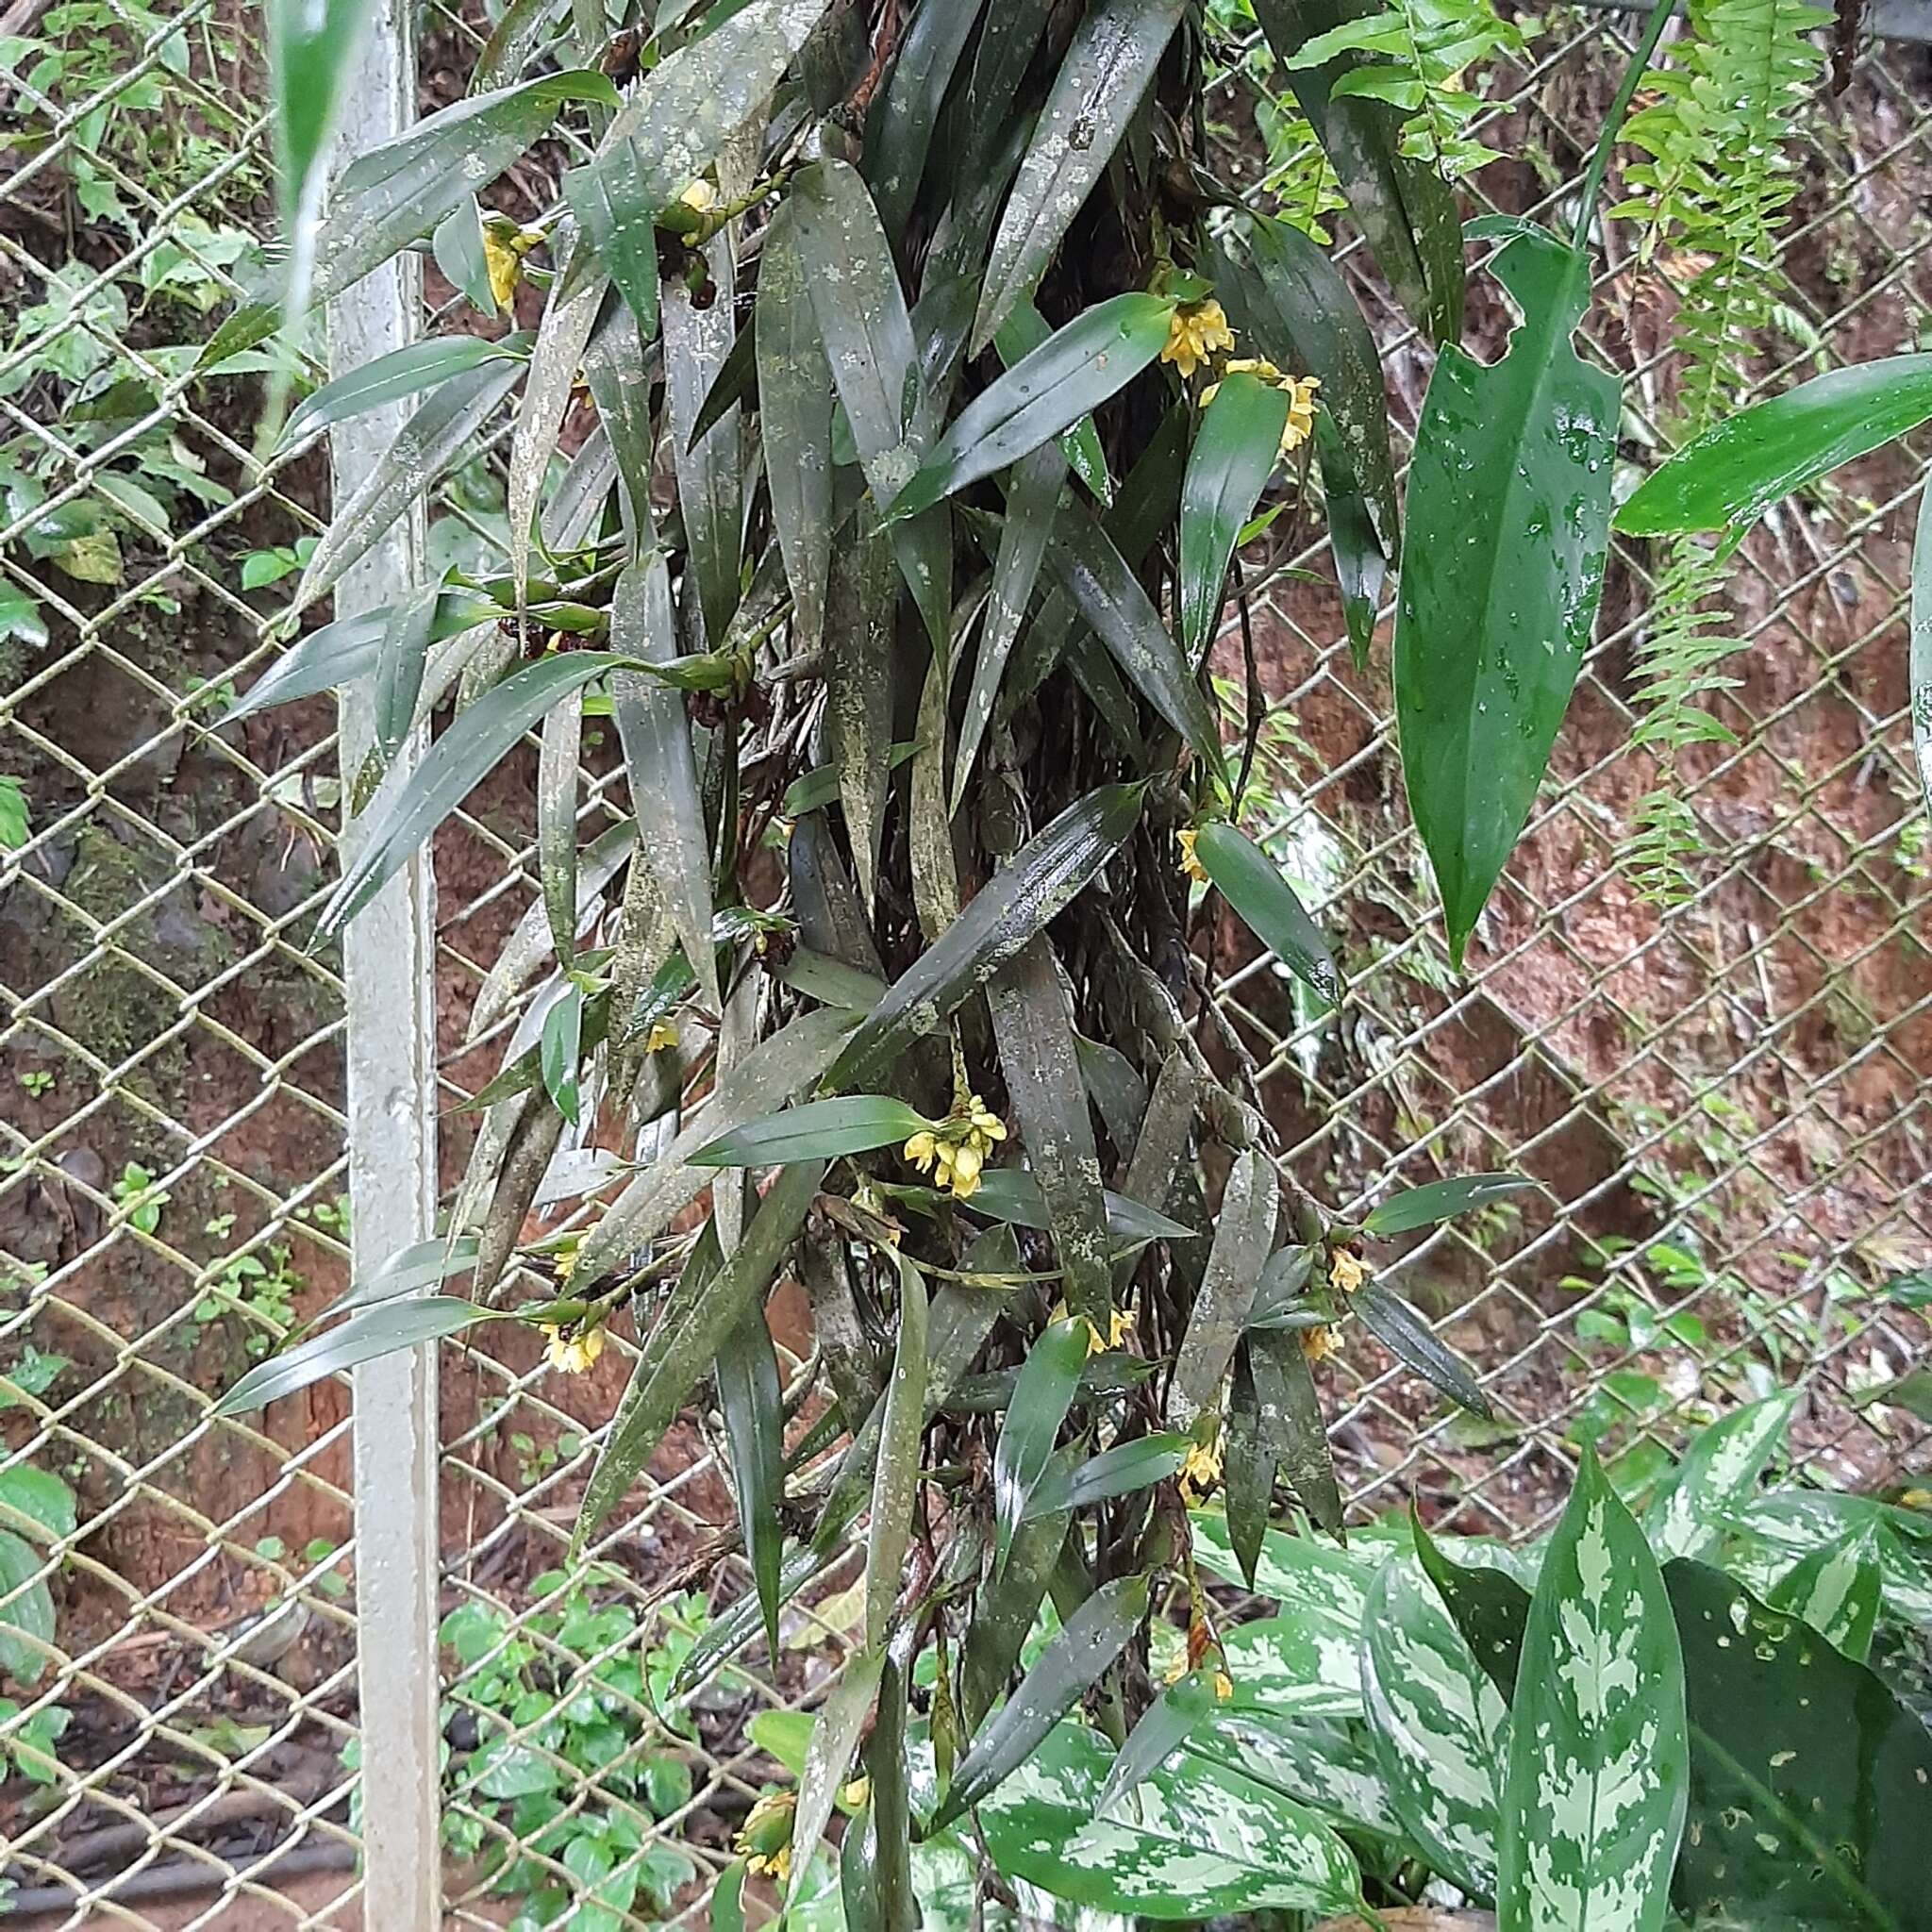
[329,2,443,1923]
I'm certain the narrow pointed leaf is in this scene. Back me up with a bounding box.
[1413,1512,1534,1704]
[1497,1448,1687,1932]
[217,1296,492,1415]
[994,301,1114,503]
[535,687,582,966]
[1643,1390,1796,1563]
[1364,1171,1535,1236]
[1193,822,1338,1004]
[974,0,1189,352]
[866,1257,928,1650]
[1912,475,1932,823]
[691,1096,930,1168]
[1393,220,1615,969]
[824,493,898,908]
[864,0,983,238]
[319,652,621,939]
[963,1169,1196,1249]
[827,783,1144,1090]
[563,155,661,341]
[665,235,743,648]
[1170,1148,1278,1429]
[1096,1669,1219,1813]
[1044,503,1223,766]
[282,335,520,448]
[373,579,439,769]
[295,1236,479,1336]
[1619,355,1932,539]
[991,1318,1089,1573]
[989,938,1113,1329]
[1027,1433,1191,1521]
[610,555,720,1011]
[1353,1279,1491,1419]
[1361,1555,1507,1897]
[756,203,834,658]
[1252,1324,1343,1535]
[539,981,583,1124]
[788,1650,886,1913]
[1180,373,1291,662]
[893,295,1173,523]
[931,1572,1150,1831]
[296,355,526,609]
[716,1286,786,1660]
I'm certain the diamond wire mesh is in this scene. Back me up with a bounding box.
[2,1,1930,1926]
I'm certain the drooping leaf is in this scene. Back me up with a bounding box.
[1027,1432,1191,1521]
[824,492,899,908]
[1044,504,1223,767]
[1095,1669,1220,1813]
[994,301,1114,503]
[692,1096,929,1168]
[991,1318,1089,1572]
[539,980,583,1124]
[295,354,527,609]
[372,579,440,772]
[1392,217,1617,969]
[892,295,1174,524]
[866,1257,928,1650]
[1249,0,1462,344]
[664,235,743,648]
[755,203,834,658]
[317,652,621,940]
[1667,1557,1932,1928]
[534,686,582,967]
[1497,1447,1687,1932]
[217,1296,494,1414]
[716,1285,786,1661]
[1179,373,1291,663]
[864,0,984,239]
[988,938,1114,1330]
[1644,1390,1797,1563]
[1169,1147,1278,1429]
[563,151,662,341]
[1352,1279,1491,1419]
[1363,1171,1535,1236]
[930,1572,1151,1831]
[1360,1555,1507,1898]
[979,1721,1362,1919]
[826,783,1145,1090]
[432,196,496,312]
[1252,1324,1343,1535]
[295,1235,480,1337]
[610,555,721,1011]
[1913,476,1932,824]
[1619,355,1932,541]
[281,335,522,448]
[964,1168,1197,1249]
[974,0,1190,351]
[1193,822,1338,1004]
[788,1650,887,1914]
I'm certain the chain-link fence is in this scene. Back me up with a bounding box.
[0,0,1927,1924]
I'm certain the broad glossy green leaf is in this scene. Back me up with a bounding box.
[296,354,526,609]
[1028,1433,1191,1520]
[432,196,495,312]
[1412,1512,1534,1703]
[692,1096,929,1168]
[1044,504,1223,767]
[267,0,375,316]
[827,783,1144,1090]
[989,938,1113,1329]
[980,1721,1361,1918]
[1179,373,1291,663]
[1393,219,1616,970]
[610,555,720,1011]
[1643,1390,1797,1563]
[1353,1279,1491,1419]
[539,980,583,1124]
[1914,477,1932,825]
[893,296,1173,524]
[867,1257,928,1649]
[1096,1669,1219,1813]
[1668,1557,1932,1928]
[991,1318,1088,1572]
[665,235,742,648]
[217,1296,492,1415]
[1193,823,1338,1004]
[1249,0,1461,343]
[563,152,661,341]
[789,1650,887,1914]
[1170,1147,1278,1428]
[1361,1556,1507,1897]
[931,1572,1150,1831]
[318,652,620,940]
[1768,1521,1883,1661]
[865,0,983,238]
[1364,1171,1535,1235]
[716,1285,786,1661]
[974,0,1189,351]
[282,335,521,448]
[756,204,834,658]
[1498,1448,1686,1932]
[1620,356,1932,540]
[566,1007,855,1294]
[994,302,1114,503]
[312,72,617,312]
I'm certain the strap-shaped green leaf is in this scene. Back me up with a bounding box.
[994,301,1114,502]
[563,151,661,342]
[691,1096,929,1168]
[1193,822,1338,1004]
[826,783,1144,1090]
[867,1257,928,1649]
[1393,219,1616,970]
[372,579,440,773]
[1179,372,1291,664]
[281,334,523,448]
[1171,1148,1278,1429]
[991,1317,1088,1573]
[1498,1447,1687,1932]
[716,1278,786,1661]
[789,1648,886,1913]
[1912,474,1932,826]
[1027,1433,1191,1522]
[1363,1170,1534,1235]
[665,235,743,649]
[217,1295,494,1415]
[974,0,1189,351]
[1352,1279,1491,1419]
[864,0,984,238]
[824,491,899,909]
[534,686,582,967]
[893,294,1173,523]
[1619,354,1932,540]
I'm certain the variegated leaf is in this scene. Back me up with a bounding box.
[1767,1521,1883,1661]
[1644,1390,1797,1562]
[1497,1448,1687,1932]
